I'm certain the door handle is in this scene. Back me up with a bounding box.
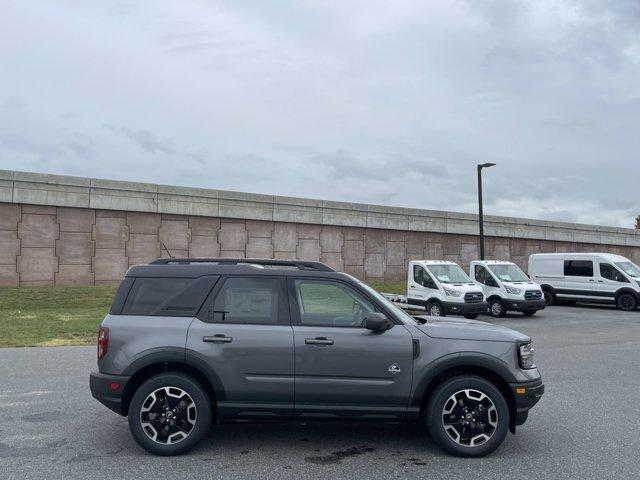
[597,280,604,283]
[203,334,232,343]
[305,337,334,346]
[588,279,595,282]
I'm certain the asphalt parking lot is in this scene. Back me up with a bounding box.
[1,304,639,480]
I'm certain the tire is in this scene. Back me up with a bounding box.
[488,299,506,318]
[464,314,479,319]
[427,301,446,317]
[128,373,212,456]
[523,310,536,317]
[543,289,555,306]
[617,293,638,312]
[426,375,509,457]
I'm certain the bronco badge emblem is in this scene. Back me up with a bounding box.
[388,363,401,375]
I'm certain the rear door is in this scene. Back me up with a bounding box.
[289,278,414,420]
[186,275,294,419]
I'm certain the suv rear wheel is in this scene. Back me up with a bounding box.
[426,375,509,457]
[128,373,212,456]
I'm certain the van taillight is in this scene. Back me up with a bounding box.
[97,327,109,361]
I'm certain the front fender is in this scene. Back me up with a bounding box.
[409,351,518,408]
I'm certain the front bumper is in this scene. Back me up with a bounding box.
[443,300,488,316]
[504,298,546,312]
[89,371,130,416]
[509,378,545,426]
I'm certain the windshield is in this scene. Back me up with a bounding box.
[354,279,418,325]
[426,264,471,284]
[615,261,640,278]
[487,263,529,282]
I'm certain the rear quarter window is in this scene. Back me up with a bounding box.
[120,276,218,316]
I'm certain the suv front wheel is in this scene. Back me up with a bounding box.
[426,375,509,457]
[128,373,212,456]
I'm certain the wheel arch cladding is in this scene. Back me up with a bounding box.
[615,288,638,301]
[121,356,221,416]
[414,355,518,432]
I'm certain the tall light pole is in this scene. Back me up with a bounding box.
[477,163,496,260]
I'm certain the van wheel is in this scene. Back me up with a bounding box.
[488,299,506,317]
[426,375,509,457]
[427,302,445,317]
[128,373,212,456]
[543,290,555,306]
[617,293,638,311]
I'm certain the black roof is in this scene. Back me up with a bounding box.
[127,258,346,279]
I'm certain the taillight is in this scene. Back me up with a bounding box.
[97,326,109,361]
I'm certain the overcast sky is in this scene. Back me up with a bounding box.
[1,1,639,227]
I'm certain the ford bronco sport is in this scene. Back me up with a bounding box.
[90,258,544,457]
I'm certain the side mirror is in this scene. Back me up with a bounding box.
[486,277,498,287]
[364,312,393,332]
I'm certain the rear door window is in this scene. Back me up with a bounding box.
[564,260,594,277]
[210,277,288,324]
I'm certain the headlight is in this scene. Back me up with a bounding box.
[443,287,462,297]
[505,285,523,295]
[518,342,536,369]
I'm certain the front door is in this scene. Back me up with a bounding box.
[186,276,294,419]
[289,278,414,420]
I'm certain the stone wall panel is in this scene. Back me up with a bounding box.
[2,198,639,285]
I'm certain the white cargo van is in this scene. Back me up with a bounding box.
[470,260,546,317]
[528,253,640,311]
[384,260,487,318]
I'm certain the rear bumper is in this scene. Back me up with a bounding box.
[510,378,545,426]
[89,371,130,416]
[442,301,488,316]
[504,299,546,312]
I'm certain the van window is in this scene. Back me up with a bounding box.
[427,264,471,284]
[600,263,628,283]
[615,261,640,278]
[414,265,436,288]
[212,277,286,324]
[564,260,593,277]
[474,265,492,285]
[122,278,195,316]
[487,264,529,282]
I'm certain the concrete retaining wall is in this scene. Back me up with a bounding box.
[1,170,639,286]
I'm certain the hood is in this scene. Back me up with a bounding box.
[502,281,539,287]
[414,316,530,343]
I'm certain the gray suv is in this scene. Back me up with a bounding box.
[90,258,544,457]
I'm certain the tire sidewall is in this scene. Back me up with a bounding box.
[428,302,445,317]
[617,293,637,311]
[426,375,509,458]
[489,299,505,317]
[128,373,212,456]
[543,290,554,306]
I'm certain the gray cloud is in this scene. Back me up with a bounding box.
[105,125,174,155]
[1,0,639,227]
